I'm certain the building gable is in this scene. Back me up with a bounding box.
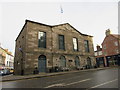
[16,20,93,41]
[101,34,118,46]
[52,23,92,37]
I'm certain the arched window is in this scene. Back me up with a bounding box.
[87,57,91,66]
[75,56,80,67]
[59,56,66,67]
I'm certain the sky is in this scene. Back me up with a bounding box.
[0,0,119,55]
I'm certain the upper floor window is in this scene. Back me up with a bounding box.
[58,35,65,50]
[73,38,78,51]
[114,41,118,46]
[116,49,119,53]
[94,52,97,56]
[84,40,90,52]
[103,44,106,49]
[38,31,46,48]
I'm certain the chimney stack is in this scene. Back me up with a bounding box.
[105,29,111,36]
[96,45,101,51]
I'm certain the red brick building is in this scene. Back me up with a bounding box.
[95,29,120,67]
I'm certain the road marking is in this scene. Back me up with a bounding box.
[44,83,65,88]
[88,79,118,89]
[46,75,85,84]
[65,78,91,86]
[44,78,91,88]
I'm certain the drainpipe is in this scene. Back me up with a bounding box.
[51,27,54,72]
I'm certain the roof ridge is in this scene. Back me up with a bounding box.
[26,20,93,37]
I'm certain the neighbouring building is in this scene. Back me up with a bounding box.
[95,45,105,67]
[14,20,96,75]
[0,47,6,68]
[95,29,120,67]
[0,45,14,69]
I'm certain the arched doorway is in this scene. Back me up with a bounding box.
[87,57,92,67]
[59,56,66,67]
[75,56,80,67]
[38,55,46,72]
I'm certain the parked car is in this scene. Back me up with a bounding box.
[76,66,86,70]
[10,69,14,74]
[85,65,91,69]
[60,67,70,71]
[0,69,10,76]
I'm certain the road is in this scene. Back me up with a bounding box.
[2,68,119,89]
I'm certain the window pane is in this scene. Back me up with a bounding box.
[38,32,46,48]
[75,57,80,66]
[84,40,89,52]
[59,35,65,50]
[114,41,118,46]
[73,38,78,51]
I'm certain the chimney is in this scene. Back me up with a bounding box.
[105,29,111,36]
[96,45,101,51]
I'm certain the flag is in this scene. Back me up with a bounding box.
[60,5,63,13]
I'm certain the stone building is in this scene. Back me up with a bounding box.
[14,20,96,75]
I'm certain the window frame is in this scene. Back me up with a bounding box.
[38,31,46,48]
[114,41,118,46]
[73,37,79,51]
[84,40,90,52]
[58,34,65,50]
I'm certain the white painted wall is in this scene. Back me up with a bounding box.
[5,54,14,68]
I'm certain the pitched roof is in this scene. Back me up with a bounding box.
[16,20,93,41]
[26,20,93,37]
[101,34,120,45]
[0,47,13,56]
[111,34,120,39]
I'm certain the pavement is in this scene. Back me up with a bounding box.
[1,67,112,82]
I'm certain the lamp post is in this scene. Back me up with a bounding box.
[19,48,24,75]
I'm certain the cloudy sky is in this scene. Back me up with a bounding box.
[0,0,119,55]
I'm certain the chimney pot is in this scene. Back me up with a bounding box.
[105,29,111,36]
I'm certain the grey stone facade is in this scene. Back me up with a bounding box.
[14,20,96,75]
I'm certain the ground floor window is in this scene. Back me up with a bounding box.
[75,56,80,67]
[87,57,92,66]
[86,57,92,68]
[96,57,105,67]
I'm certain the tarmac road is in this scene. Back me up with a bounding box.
[2,68,119,89]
